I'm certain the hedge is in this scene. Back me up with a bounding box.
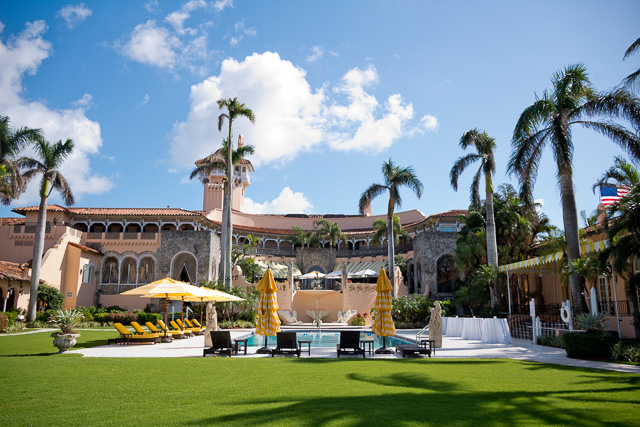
[561,331,618,359]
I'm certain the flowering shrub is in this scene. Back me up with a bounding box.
[351,313,367,326]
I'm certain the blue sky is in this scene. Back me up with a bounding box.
[0,1,638,230]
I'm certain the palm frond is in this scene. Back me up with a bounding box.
[470,167,482,208]
[624,37,640,59]
[449,153,479,191]
[576,120,640,161]
[358,183,387,215]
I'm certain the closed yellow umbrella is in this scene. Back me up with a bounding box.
[255,269,281,354]
[372,268,396,354]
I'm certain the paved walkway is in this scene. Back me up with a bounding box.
[57,328,640,373]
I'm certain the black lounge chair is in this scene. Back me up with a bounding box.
[271,332,301,358]
[395,344,431,358]
[203,331,235,357]
[337,331,365,358]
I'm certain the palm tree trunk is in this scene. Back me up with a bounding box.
[27,196,48,322]
[224,125,233,291]
[560,173,588,314]
[387,215,396,296]
[220,196,228,286]
[485,188,499,308]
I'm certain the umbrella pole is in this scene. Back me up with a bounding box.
[375,336,393,355]
[257,334,271,354]
[181,298,185,323]
[161,293,171,343]
[200,298,204,327]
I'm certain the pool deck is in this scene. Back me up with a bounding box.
[63,328,640,373]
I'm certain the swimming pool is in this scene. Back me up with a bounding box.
[245,331,412,348]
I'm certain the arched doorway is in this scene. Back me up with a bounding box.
[436,254,456,294]
[171,252,197,284]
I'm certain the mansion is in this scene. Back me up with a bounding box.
[0,145,464,323]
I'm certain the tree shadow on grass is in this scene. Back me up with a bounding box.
[188,385,636,426]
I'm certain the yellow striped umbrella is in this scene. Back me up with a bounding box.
[372,268,396,354]
[255,269,281,353]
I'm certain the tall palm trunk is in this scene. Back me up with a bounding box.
[220,198,228,287]
[27,195,48,322]
[560,173,588,314]
[485,186,499,307]
[387,214,396,296]
[224,126,233,291]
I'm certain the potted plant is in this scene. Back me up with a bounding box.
[49,309,82,353]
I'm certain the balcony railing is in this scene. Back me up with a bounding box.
[599,300,630,316]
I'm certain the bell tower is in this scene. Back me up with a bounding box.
[197,135,253,214]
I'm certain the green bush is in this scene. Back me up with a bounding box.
[102,312,138,325]
[74,306,94,321]
[392,295,433,326]
[134,311,162,324]
[105,305,127,313]
[37,284,64,311]
[623,345,640,362]
[611,341,624,361]
[562,332,618,359]
[36,309,57,323]
[536,335,564,348]
[2,311,18,327]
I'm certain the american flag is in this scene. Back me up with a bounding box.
[599,184,630,206]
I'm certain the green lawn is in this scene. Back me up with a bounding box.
[1,331,638,426]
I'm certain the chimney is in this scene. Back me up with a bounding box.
[362,202,371,216]
[238,134,244,148]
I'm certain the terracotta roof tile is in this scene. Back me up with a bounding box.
[429,209,468,218]
[12,205,202,217]
[0,260,32,282]
[68,242,103,255]
[0,217,25,226]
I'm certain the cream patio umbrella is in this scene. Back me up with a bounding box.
[168,288,244,329]
[255,269,281,354]
[372,268,396,354]
[120,277,205,340]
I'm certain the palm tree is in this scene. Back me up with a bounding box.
[593,156,639,191]
[450,129,499,307]
[359,159,423,294]
[19,139,75,322]
[314,219,347,248]
[0,116,42,204]
[371,215,406,246]
[623,37,640,90]
[286,226,313,248]
[217,98,255,291]
[508,63,640,314]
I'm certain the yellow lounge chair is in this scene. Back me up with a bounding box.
[145,321,183,339]
[192,319,205,329]
[158,320,188,339]
[176,319,203,335]
[108,322,159,345]
[170,320,194,337]
[131,321,170,341]
[185,318,204,332]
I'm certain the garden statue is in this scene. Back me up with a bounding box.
[429,301,443,348]
[204,301,218,347]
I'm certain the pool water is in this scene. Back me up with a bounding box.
[246,331,411,348]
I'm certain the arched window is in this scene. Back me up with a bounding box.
[120,257,137,284]
[82,263,95,284]
[436,255,456,294]
[138,257,155,284]
[102,257,119,284]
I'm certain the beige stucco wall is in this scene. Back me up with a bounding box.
[0,279,30,311]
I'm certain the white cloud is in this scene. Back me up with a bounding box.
[144,0,159,12]
[243,187,313,214]
[71,93,92,108]
[535,198,544,213]
[170,52,325,168]
[116,2,214,73]
[118,20,180,69]
[228,20,256,46]
[306,46,324,63]
[169,52,437,169]
[139,93,150,106]
[0,21,113,204]
[57,3,92,29]
[213,0,234,13]
[407,114,439,137]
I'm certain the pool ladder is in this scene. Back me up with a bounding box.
[416,325,429,343]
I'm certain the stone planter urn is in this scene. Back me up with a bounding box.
[51,333,81,353]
